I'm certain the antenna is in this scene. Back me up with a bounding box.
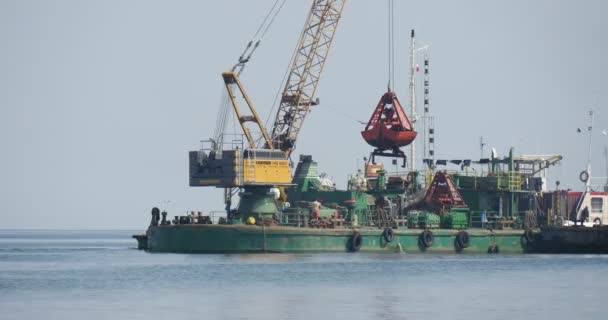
[423,55,435,169]
[604,146,608,192]
[480,136,486,159]
[409,29,417,171]
[574,109,596,217]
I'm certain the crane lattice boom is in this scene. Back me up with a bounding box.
[270,0,346,155]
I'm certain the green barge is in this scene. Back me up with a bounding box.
[137,224,526,254]
[134,150,550,254]
[131,1,576,254]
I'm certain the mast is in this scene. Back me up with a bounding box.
[423,54,434,171]
[604,146,608,191]
[585,110,594,191]
[574,110,596,218]
[409,29,417,171]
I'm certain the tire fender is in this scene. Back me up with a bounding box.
[523,229,535,244]
[383,228,395,243]
[455,231,470,250]
[350,232,363,252]
[420,230,434,248]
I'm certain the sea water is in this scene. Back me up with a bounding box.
[0,230,606,320]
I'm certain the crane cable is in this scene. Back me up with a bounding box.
[216,0,288,150]
[233,0,287,74]
[387,0,395,90]
[254,0,288,40]
[322,104,366,125]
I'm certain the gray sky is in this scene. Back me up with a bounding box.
[1,0,607,229]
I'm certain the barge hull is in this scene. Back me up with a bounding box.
[529,226,608,253]
[138,225,528,254]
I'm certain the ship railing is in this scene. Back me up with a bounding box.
[208,133,246,159]
[508,172,522,191]
[208,211,228,224]
[281,212,308,227]
[450,171,524,191]
[496,171,523,191]
[469,210,532,229]
[280,213,350,228]
[172,211,227,225]
[429,169,480,178]
[445,169,475,176]
[469,210,499,228]
[244,149,257,184]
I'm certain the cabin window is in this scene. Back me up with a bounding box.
[591,197,603,213]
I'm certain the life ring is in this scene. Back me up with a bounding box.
[455,231,470,250]
[420,230,434,248]
[383,228,395,243]
[487,243,499,254]
[579,170,589,183]
[350,232,363,252]
[524,229,535,244]
[593,217,602,226]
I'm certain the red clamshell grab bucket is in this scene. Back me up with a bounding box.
[361,91,417,150]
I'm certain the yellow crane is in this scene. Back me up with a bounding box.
[190,0,346,189]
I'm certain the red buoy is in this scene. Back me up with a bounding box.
[361,91,417,150]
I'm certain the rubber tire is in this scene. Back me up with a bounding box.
[580,170,589,183]
[383,228,395,243]
[593,217,602,226]
[421,230,434,248]
[350,232,363,252]
[456,231,470,249]
[487,244,499,254]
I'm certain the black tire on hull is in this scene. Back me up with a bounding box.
[455,231,470,251]
[383,228,395,243]
[420,230,434,248]
[350,232,363,252]
[488,243,499,254]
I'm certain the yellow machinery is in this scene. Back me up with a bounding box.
[189,148,291,188]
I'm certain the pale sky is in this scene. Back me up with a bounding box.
[1,0,607,229]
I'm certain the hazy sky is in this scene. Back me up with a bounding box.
[1,0,607,229]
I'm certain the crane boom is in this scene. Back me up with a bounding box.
[270,0,346,155]
[222,71,273,150]
[189,1,346,191]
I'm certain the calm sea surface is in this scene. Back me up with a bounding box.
[0,230,606,320]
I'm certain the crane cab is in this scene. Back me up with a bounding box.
[189,140,291,188]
